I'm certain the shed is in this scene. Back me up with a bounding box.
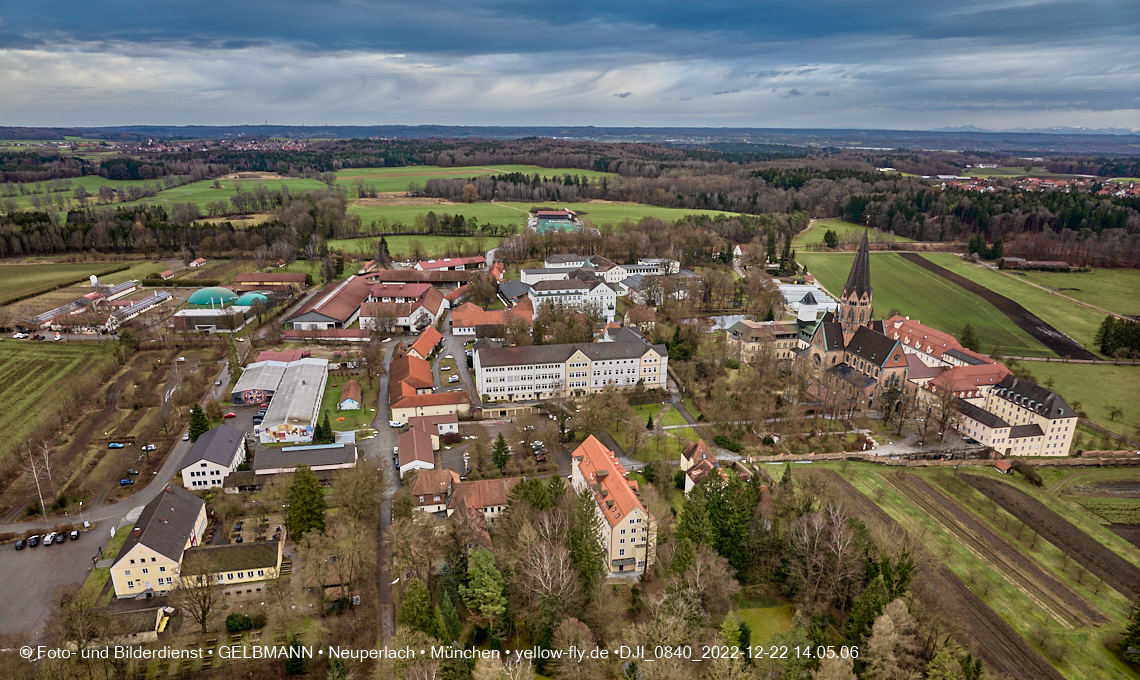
[338,380,362,411]
[994,460,1013,474]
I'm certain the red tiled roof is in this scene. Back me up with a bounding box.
[447,477,523,513]
[930,363,1011,395]
[284,329,370,340]
[624,305,656,323]
[398,426,434,468]
[362,270,471,284]
[389,355,434,390]
[257,349,309,362]
[572,435,650,528]
[368,282,433,299]
[409,469,460,500]
[391,392,470,410]
[489,262,505,281]
[445,284,469,303]
[885,315,995,365]
[339,380,362,405]
[417,256,485,270]
[682,439,714,463]
[408,326,443,358]
[287,276,370,324]
[235,272,307,284]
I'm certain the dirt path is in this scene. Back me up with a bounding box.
[899,253,1097,360]
[965,475,1140,600]
[888,473,1103,628]
[815,468,1065,680]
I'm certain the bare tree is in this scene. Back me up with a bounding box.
[174,554,223,634]
[37,441,57,498]
[23,448,48,517]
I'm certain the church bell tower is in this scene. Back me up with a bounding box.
[839,229,873,340]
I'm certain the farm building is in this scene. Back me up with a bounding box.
[159,270,175,280]
[105,292,173,331]
[338,380,362,410]
[187,287,237,308]
[189,258,207,267]
[179,424,246,490]
[233,272,308,293]
[234,292,270,306]
[286,276,370,330]
[414,256,485,271]
[257,358,330,444]
[172,306,253,333]
[361,269,470,289]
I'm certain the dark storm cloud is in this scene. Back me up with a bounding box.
[0,0,1137,127]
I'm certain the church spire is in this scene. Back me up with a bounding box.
[842,228,872,300]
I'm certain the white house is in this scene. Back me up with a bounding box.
[180,425,246,490]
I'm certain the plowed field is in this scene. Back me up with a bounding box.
[815,468,1064,680]
[966,475,1140,600]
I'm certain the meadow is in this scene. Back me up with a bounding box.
[961,166,1095,179]
[0,339,117,446]
[0,261,131,304]
[1019,362,1140,439]
[1014,267,1140,318]
[791,219,914,249]
[921,254,1109,355]
[796,252,1051,356]
[327,234,504,259]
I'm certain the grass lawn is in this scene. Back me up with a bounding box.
[335,164,621,194]
[328,234,504,259]
[832,463,1133,680]
[349,202,528,230]
[797,252,1051,357]
[105,523,134,562]
[682,397,704,421]
[736,605,796,645]
[0,339,117,446]
[792,219,914,249]
[499,201,739,225]
[98,261,174,285]
[1018,362,1140,439]
[661,406,688,427]
[0,262,134,303]
[922,254,1108,355]
[1015,267,1140,318]
[318,377,379,431]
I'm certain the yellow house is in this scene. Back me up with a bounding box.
[181,539,285,597]
[111,486,208,599]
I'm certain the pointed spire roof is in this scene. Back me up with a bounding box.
[800,292,817,306]
[842,228,872,299]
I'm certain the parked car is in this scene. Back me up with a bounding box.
[448,375,460,383]
[11,332,27,339]
[142,444,157,451]
[382,337,391,343]
[182,433,190,441]
[69,530,79,540]
[43,532,56,545]
[224,412,237,418]
[440,365,452,371]
[393,446,399,456]
[176,356,186,362]
[108,442,124,448]
[389,421,404,428]
[252,418,263,426]
[15,539,26,550]
[27,535,39,547]
[54,533,66,544]
[214,379,222,386]
[236,337,246,342]
[126,468,139,476]
[535,452,547,462]
[54,333,62,341]
[32,333,41,340]
[120,479,134,486]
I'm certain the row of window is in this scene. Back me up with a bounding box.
[189,480,218,487]
[188,469,220,477]
[126,577,173,589]
[124,565,166,576]
[215,570,266,583]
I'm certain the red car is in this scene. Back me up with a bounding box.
[224,412,237,418]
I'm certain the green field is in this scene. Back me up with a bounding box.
[502,201,738,225]
[327,234,504,259]
[336,164,621,194]
[1019,362,1140,439]
[1014,267,1140,318]
[0,339,117,446]
[0,262,131,303]
[921,254,1109,355]
[962,166,1094,179]
[119,177,329,210]
[792,219,914,249]
[736,605,795,645]
[797,252,1050,356]
[318,376,379,432]
[98,261,174,285]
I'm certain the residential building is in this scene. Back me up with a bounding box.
[179,425,246,490]
[727,319,801,361]
[251,443,358,475]
[968,375,1076,456]
[679,439,728,494]
[474,331,668,402]
[181,540,285,595]
[389,355,435,393]
[884,314,996,368]
[409,469,461,513]
[446,477,524,527]
[408,413,460,436]
[111,486,208,599]
[406,326,443,360]
[569,436,655,574]
[359,283,447,332]
[397,422,437,479]
[623,305,656,333]
[390,392,470,423]
[450,299,533,337]
[189,258,206,268]
[530,278,617,323]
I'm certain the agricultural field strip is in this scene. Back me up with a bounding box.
[966,475,1140,601]
[0,341,112,445]
[816,468,1065,680]
[887,473,1103,628]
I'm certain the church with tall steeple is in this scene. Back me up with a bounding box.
[838,229,873,340]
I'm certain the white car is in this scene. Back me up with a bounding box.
[448,375,460,383]
[382,337,391,343]
[440,365,452,371]
[392,446,399,455]
[389,421,404,428]
[12,333,27,339]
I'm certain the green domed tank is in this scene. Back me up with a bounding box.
[187,286,238,307]
[235,292,270,306]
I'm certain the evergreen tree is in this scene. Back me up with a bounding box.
[958,324,981,352]
[283,636,308,675]
[992,238,1004,260]
[459,548,507,632]
[646,415,654,430]
[1123,598,1140,663]
[676,488,714,547]
[781,462,794,487]
[492,433,511,474]
[320,412,334,444]
[312,418,325,445]
[438,590,461,642]
[285,464,326,539]
[188,403,210,442]
[766,229,778,263]
[568,490,607,589]
[720,611,742,649]
[924,649,963,680]
[823,229,839,248]
[397,578,436,636]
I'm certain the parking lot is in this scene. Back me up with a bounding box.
[0,528,113,637]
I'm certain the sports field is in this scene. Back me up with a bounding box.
[921,254,1108,354]
[797,252,1050,356]
[791,219,914,249]
[336,164,621,194]
[1013,267,1140,318]
[327,235,504,259]
[0,339,117,446]
[1021,362,1140,439]
[0,262,129,303]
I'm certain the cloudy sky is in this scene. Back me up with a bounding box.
[1,0,1138,130]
